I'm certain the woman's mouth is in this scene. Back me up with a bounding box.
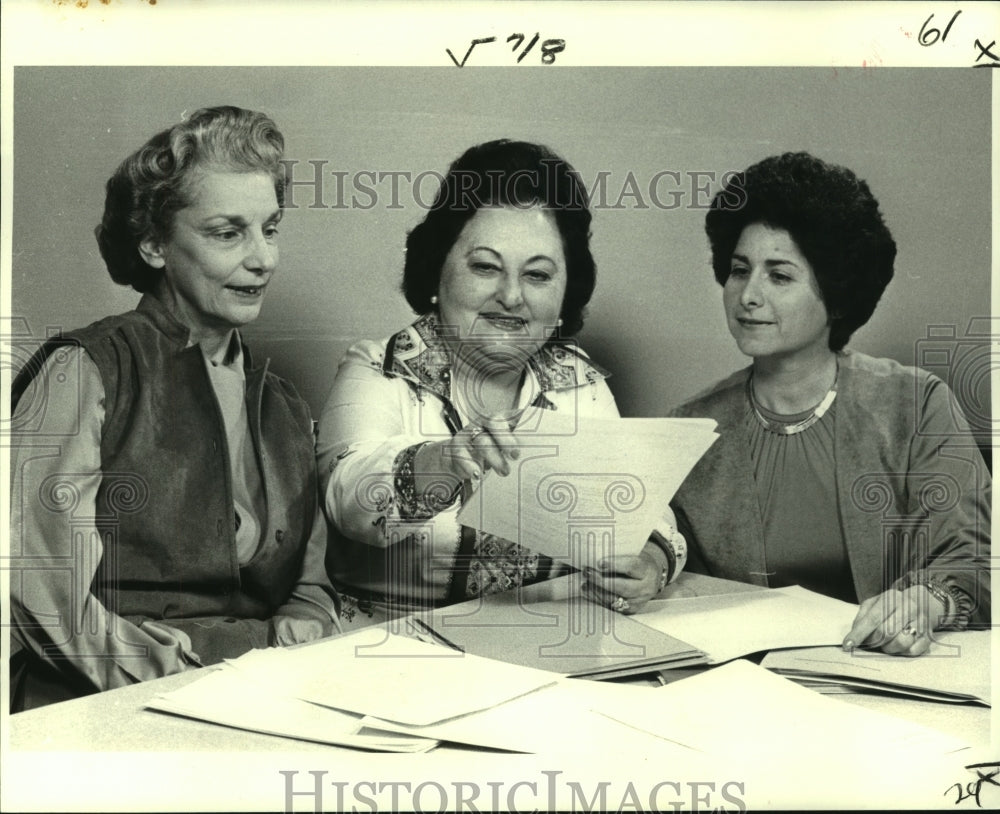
[226,284,267,298]
[477,313,528,332]
[737,317,773,327]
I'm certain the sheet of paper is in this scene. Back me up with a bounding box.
[637,585,860,663]
[457,412,718,566]
[591,660,971,771]
[222,628,558,726]
[363,676,699,756]
[146,666,436,753]
[762,630,991,704]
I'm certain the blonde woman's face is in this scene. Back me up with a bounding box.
[141,170,282,339]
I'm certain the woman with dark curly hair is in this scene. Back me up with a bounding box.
[9,106,340,711]
[669,152,990,656]
[317,139,686,625]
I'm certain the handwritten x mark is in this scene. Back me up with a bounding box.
[973,39,999,67]
[971,764,1000,789]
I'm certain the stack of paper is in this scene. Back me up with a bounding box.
[147,663,436,753]
[590,659,971,767]
[147,627,562,750]
[365,658,974,762]
[411,594,707,679]
[362,675,699,755]
[457,413,718,567]
[637,585,859,663]
[762,630,992,705]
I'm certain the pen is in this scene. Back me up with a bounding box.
[411,618,466,653]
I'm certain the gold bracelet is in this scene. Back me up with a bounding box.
[648,529,678,583]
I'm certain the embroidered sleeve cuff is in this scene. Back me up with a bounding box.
[392,442,461,520]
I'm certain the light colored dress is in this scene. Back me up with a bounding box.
[318,313,686,626]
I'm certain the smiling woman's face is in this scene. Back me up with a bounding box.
[436,205,567,369]
[140,169,282,343]
[723,222,831,362]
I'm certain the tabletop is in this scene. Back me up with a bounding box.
[3,572,993,812]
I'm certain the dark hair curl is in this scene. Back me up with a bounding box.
[402,139,596,337]
[705,151,896,351]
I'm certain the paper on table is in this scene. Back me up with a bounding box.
[638,585,859,663]
[413,596,705,677]
[363,676,698,755]
[146,666,437,752]
[223,627,558,726]
[591,659,971,766]
[789,674,979,703]
[762,630,992,704]
[457,411,718,566]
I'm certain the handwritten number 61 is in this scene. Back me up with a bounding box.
[919,10,962,46]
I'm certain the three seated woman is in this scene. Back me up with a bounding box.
[10,115,990,712]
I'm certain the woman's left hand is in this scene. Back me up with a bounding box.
[582,547,665,615]
[842,585,946,657]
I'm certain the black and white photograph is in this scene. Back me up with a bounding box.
[2,2,996,811]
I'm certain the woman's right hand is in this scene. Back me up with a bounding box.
[416,419,522,485]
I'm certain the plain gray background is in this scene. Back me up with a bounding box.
[10,67,992,445]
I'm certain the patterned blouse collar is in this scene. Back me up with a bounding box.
[382,312,609,402]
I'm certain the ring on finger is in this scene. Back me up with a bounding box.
[610,596,630,613]
[901,623,919,637]
[468,426,487,444]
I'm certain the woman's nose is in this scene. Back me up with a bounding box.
[496,274,524,309]
[245,231,278,273]
[739,271,764,308]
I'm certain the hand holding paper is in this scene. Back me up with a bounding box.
[582,548,666,614]
[417,415,524,488]
[457,410,717,569]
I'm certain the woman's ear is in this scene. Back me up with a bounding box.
[138,237,166,269]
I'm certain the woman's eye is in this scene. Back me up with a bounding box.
[471,262,499,273]
[264,225,280,240]
[729,266,749,278]
[524,270,552,283]
[214,229,242,242]
[770,272,792,284]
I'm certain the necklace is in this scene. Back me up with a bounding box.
[748,364,838,436]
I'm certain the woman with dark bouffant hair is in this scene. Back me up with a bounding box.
[670,151,990,656]
[317,139,687,626]
[10,106,340,711]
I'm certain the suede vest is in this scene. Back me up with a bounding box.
[12,296,317,622]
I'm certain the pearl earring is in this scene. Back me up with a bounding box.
[430,295,438,305]
[556,318,564,327]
